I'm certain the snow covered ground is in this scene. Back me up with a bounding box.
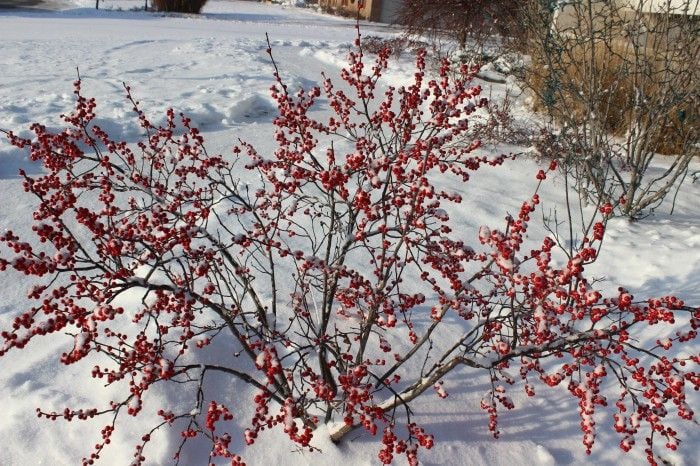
[0,1,698,465]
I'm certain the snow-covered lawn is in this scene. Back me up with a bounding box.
[0,1,698,465]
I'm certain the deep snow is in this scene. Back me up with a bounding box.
[0,1,698,465]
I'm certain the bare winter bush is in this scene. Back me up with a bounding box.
[152,0,208,13]
[0,34,698,466]
[397,0,527,61]
[521,0,699,218]
[360,35,427,59]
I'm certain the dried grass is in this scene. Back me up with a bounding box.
[526,36,697,155]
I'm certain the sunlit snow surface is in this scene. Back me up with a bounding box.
[1,1,698,465]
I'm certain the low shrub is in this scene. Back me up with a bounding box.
[152,0,208,13]
[517,0,698,218]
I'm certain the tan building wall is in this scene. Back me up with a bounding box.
[318,0,402,23]
[318,0,376,20]
[621,0,699,13]
[554,0,699,32]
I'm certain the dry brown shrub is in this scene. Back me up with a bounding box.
[152,0,208,13]
[525,24,697,155]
